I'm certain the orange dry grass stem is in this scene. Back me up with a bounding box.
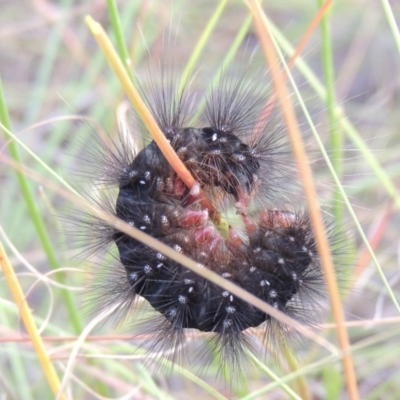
[0,241,66,399]
[247,1,360,400]
[261,0,333,118]
[85,16,220,222]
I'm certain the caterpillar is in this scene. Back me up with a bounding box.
[76,64,336,381]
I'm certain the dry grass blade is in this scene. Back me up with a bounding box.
[246,1,360,399]
[84,16,222,223]
[0,241,66,400]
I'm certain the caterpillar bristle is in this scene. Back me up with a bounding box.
[204,71,267,133]
[70,59,345,383]
[138,66,194,136]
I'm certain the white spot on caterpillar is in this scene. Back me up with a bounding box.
[130,272,138,281]
[233,154,246,162]
[222,291,229,297]
[161,215,169,226]
[212,132,218,141]
[172,209,180,218]
[144,171,151,180]
[253,247,261,254]
[260,280,270,286]
[168,308,177,317]
[184,279,194,285]
[139,179,146,185]
[273,302,279,309]
[188,286,194,293]
[156,177,163,189]
[222,272,231,278]
[128,170,138,178]
[143,215,150,224]
[157,263,163,269]
[190,182,201,196]
[278,258,284,265]
[173,244,182,252]
[289,236,295,242]
[210,149,221,156]
[127,221,135,226]
[139,226,147,231]
[292,272,298,280]
[165,177,173,190]
[269,290,277,298]
[156,252,166,260]
[226,306,236,314]
[302,246,308,252]
[143,265,152,274]
[178,295,187,304]
[223,319,232,328]
[219,137,227,143]
[177,146,187,155]
[250,266,257,272]
[229,295,234,302]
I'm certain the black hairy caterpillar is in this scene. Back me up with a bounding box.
[77,66,336,379]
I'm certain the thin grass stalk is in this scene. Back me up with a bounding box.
[246,351,303,400]
[105,0,226,217]
[339,115,400,210]
[352,204,391,280]
[178,0,228,93]
[241,354,339,400]
[24,0,73,125]
[266,20,400,210]
[381,0,400,57]
[0,140,338,354]
[246,1,359,399]
[129,357,229,400]
[255,1,336,395]
[192,14,253,121]
[84,16,224,225]
[263,0,333,112]
[289,0,333,69]
[0,312,33,399]
[0,76,82,334]
[106,0,134,80]
[317,0,343,230]
[277,55,400,313]
[259,7,400,313]
[0,241,66,399]
[284,348,311,400]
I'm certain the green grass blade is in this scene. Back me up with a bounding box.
[0,77,82,334]
[106,0,135,79]
[266,16,400,211]
[178,0,228,92]
[317,0,343,227]
[275,40,400,314]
